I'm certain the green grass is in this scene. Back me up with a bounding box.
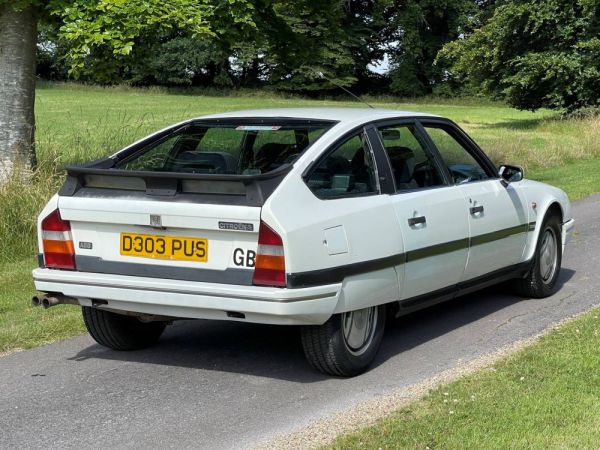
[529,158,600,201]
[1,83,599,353]
[0,259,84,353]
[329,308,600,449]
[33,83,599,170]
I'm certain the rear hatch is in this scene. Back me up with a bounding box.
[45,117,336,285]
[58,190,261,285]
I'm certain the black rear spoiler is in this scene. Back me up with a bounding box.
[59,163,293,207]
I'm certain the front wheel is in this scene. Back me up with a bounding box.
[82,306,166,351]
[301,305,386,377]
[515,213,562,298]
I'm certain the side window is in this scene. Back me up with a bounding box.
[377,125,445,191]
[306,132,377,199]
[424,126,490,184]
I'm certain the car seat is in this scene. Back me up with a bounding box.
[386,146,419,190]
[254,143,290,173]
[169,151,236,173]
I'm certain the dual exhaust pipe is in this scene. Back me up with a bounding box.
[31,294,79,309]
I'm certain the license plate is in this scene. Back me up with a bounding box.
[120,233,208,262]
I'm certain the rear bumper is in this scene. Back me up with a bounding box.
[32,268,341,325]
[562,218,575,254]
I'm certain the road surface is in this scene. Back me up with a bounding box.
[1,194,599,450]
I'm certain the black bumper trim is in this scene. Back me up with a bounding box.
[74,256,253,285]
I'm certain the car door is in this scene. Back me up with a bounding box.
[421,121,529,281]
[295,127,404,311]
[371,121,470,304]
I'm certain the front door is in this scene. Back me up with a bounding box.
[372,122,470,302]
[422,123,529,281]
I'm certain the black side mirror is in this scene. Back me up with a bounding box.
[498,164,524,184]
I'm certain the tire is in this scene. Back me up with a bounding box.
[515,212,562,298]
[82,306,166,351]
[300,305,386,377]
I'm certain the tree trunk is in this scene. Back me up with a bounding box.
[0,4,37,182]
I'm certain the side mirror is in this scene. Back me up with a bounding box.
[498,164,524,184]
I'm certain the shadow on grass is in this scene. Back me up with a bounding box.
[66,268,575,382]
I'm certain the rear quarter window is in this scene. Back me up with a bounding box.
[305,131,378,199]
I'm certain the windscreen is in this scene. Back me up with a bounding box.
[114,121,334,175]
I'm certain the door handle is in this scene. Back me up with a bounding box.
[408,216,426,226]
[470,205,484,215]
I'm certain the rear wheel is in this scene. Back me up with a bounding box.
[301,305,386,377]
[82,306,166,351]
[515,213,562,298]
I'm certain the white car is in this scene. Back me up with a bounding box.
[32,108,574,376]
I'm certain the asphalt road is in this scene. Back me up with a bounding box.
[1,194,599,450]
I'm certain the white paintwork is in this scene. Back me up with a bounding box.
[458,179,529,280]
[562,218,575,254]
[32,268,340,325]
[200,107,439,122]
[517,179,572,260]
[323,225,349,255]
[390,186,469,300]
[33,108,574,326]
[58,195,260,271]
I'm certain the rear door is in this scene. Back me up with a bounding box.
[371,121,470,304]
[421,121,529,281]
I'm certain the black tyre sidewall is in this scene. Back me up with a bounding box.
[532,214,562,296]
[82,306,166,351]
[328,305,387,376]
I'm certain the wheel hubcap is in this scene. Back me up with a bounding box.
[342,306,378,356]
[539,228,558,284]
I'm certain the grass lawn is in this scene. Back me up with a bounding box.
[0,259,83,353]
[529,158,600,201]
[1,83,599,353]
[329,308,600,449]
[33,84,599,171]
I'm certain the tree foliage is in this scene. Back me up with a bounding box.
[29,0,477,96]
[5,0,599,109]
[383,0,475,96]
[2,0,255,81]
[439,0,600,111]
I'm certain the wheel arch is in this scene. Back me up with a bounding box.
[545,201,563,223]
[523,199,564,262]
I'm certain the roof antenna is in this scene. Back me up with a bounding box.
[316,71,374,109]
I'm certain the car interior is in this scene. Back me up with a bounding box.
[116,125,325,175]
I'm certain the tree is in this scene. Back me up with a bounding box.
[0,3,37,179]
[439,0,600,111]
[383,0,476,96]
[242,0,360,91]
[0,0,254,180]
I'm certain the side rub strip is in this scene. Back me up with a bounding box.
[287,222,536,288]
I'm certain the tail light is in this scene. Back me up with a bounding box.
[252,221,286,287]
[41,209,76,270]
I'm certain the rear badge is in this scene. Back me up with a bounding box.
[150,214,162,228]
[79,241,93,250]
[219,221,254,232]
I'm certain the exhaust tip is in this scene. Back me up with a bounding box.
[31,296,42,307]
[42,296,60,309]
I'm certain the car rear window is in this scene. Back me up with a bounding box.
[114,121,334,175]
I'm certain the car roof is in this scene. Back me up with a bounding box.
[198,107,441,124]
